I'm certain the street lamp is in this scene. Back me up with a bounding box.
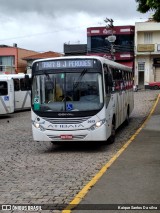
[104,18,116,60]
[105,35,116,60]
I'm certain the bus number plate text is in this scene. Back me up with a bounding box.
[60,135,73,140]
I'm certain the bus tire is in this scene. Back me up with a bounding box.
[124,106,130,126]
[107,118,116,144]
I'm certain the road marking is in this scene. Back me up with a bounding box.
[62,94,160,213]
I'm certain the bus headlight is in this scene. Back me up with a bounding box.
[89,119,106,131]
[33,121,46,132]
[34,123,40,128]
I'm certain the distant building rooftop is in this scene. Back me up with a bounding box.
[0,44,12,48]
[23,51,63,60]
[64,44,87,55]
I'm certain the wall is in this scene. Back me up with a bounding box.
[0,46,38,74]
[135,22,160,87]
[0,47,17,73]
[17,48,38,73]
[135,22,160,32]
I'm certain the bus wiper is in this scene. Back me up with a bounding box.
[73,69,88,89]
[44,71,50,79]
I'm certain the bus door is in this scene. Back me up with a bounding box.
[104,64,113,128]
[116,88,123,126]
[112,69,123,127]
[0,78,14,115]
[119,70,126,125]
[13,77,31,111]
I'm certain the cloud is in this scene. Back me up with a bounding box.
[0,0,140,18]
[0,0,150,52]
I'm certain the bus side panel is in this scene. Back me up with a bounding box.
[122,90,129,123]
[9,80,15,113]
[14,91,31,111]
[116,89,134,128]
[129,88,134,115]
[0,79,14,115]
[105,94,115,136]
[0,96,10,115]
[115,92,123,128]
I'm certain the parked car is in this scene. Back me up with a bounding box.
[149,82,160,90]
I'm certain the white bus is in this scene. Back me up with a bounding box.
[0,74,31,115]
[31,56,134,143]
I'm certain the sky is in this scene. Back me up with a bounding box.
[0,0,152,54]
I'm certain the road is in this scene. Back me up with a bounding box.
[0,90,159,212]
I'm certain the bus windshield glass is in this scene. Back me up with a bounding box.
[32,71,103,112]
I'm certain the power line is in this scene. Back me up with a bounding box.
[0,16,149,43]
[0,25,89,42]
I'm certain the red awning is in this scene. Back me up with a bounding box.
[119,61,133,68]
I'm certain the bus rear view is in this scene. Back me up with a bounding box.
[31,57,107,142]
[0,76,14,115]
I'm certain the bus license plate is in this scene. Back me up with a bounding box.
[60,135,73,139]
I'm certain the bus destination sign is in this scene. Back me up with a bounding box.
[38,59,94,70]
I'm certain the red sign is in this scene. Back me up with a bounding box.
[87,26,135,36]
[60,135,73,140]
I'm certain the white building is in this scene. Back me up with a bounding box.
[134,21,160,89]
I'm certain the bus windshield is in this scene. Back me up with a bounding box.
[32,71,103,112]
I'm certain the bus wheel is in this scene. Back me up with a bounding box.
[107,119,115,144]
[125,107,130,126]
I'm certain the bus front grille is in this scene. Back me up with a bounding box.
[43,116,91,124]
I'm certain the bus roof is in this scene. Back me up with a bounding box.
[0,73,31,80]
[32,55,132,72]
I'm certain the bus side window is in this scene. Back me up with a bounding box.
[20,79,25,91]
[13,79,20,91]
[0,81,8,96]
[130,72,133,88]
[25,74,31,90]
[127,72,130,89]
[20,78,31,91]
[112,68,120,91]
[121,70,126,90]
[104,64,113,94]
[115,69,124,91]
[124,71,128,89]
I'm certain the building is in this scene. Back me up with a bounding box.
[0,44,38,74]
[87,25,135,67]
[23,51,63,74]
[64,44,87,56]
[134,21,160,89]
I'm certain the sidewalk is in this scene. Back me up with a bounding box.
[72,96,160,212]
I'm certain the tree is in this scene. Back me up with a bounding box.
[136,0,160,22]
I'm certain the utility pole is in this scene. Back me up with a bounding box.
[104,18,114,29]
[104,18,116,61]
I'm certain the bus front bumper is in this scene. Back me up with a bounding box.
[32,124,109,142]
